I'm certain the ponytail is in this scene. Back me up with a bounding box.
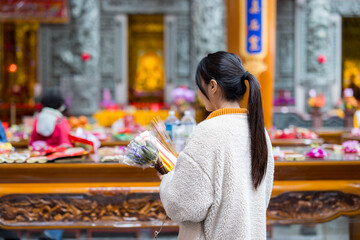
[246,73,268,189]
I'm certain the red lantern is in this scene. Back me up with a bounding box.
[81,52,91,61]
[317,55,327,64]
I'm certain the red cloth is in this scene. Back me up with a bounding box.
[29,117,72,147]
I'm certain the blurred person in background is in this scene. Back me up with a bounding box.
[29,87,71,148]
[29,87,70,240]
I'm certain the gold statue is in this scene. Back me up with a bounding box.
[135,51,165,93]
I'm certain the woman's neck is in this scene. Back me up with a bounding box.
[214,101,241,110]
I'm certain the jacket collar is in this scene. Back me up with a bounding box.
[206,108,247,120]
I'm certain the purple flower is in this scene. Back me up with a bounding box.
[306,147,329,158]
[31,140,48,151]
[351,128,360,137]
[344,88,354,98]
[184,89,196,102]
[171,87,195,103]
[171,88,185,99]
[342,140,359,153]
[132,149,142,159]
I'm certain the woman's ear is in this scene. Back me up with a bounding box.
[209,79,218,94]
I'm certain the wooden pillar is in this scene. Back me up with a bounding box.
[227,0,276,128]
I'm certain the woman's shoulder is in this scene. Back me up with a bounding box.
[185,117,234,149]
[191,119,219,140]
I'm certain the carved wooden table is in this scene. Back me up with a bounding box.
[0,154,360,239]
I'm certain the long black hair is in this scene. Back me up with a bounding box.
[195,51,268,189]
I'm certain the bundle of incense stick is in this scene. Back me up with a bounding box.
[151,116,178,157]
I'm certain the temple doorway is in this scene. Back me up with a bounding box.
[128,15,165,103]
[342,17,360,101]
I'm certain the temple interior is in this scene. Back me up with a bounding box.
[1,0,360,239]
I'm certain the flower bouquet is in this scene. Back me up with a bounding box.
[123,117,177,174]
[106,117,178,174]
[124,132,163,172]
[307,90,326,108]
[343,88,358,110]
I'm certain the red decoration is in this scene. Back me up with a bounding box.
[0,0,68,22]
[8,64,17,73]
[81,53,91,61]
[317,55,327,64]
[150,103,161,112]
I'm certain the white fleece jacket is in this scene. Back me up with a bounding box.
[160,113,274,240]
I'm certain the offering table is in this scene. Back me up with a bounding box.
[0,155,360,239]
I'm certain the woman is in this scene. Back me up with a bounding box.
[160,51,274,239]
[30,87,71,148]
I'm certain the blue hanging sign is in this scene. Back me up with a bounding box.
[247,0,262,53]
[241,0,267,58]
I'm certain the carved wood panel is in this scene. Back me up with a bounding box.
[0,193,171,228]
[267,191,360,224]
[2,189,360,228]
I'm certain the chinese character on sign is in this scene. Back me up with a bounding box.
[246,0,262,54]
[249,0,260,14]
[249,19,260,31]
[248,35,260,51]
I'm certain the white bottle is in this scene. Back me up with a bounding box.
[164,110,179,140]
[172,124,186,152]
[181,110,196,143]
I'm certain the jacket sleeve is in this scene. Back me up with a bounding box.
[160,151,213,223]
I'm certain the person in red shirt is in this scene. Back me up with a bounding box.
[30,88,71,147]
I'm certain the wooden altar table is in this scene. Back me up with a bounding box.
[0,150,360,239]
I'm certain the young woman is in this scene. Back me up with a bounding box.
[159,51,274,239]
[30,87,71,147]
